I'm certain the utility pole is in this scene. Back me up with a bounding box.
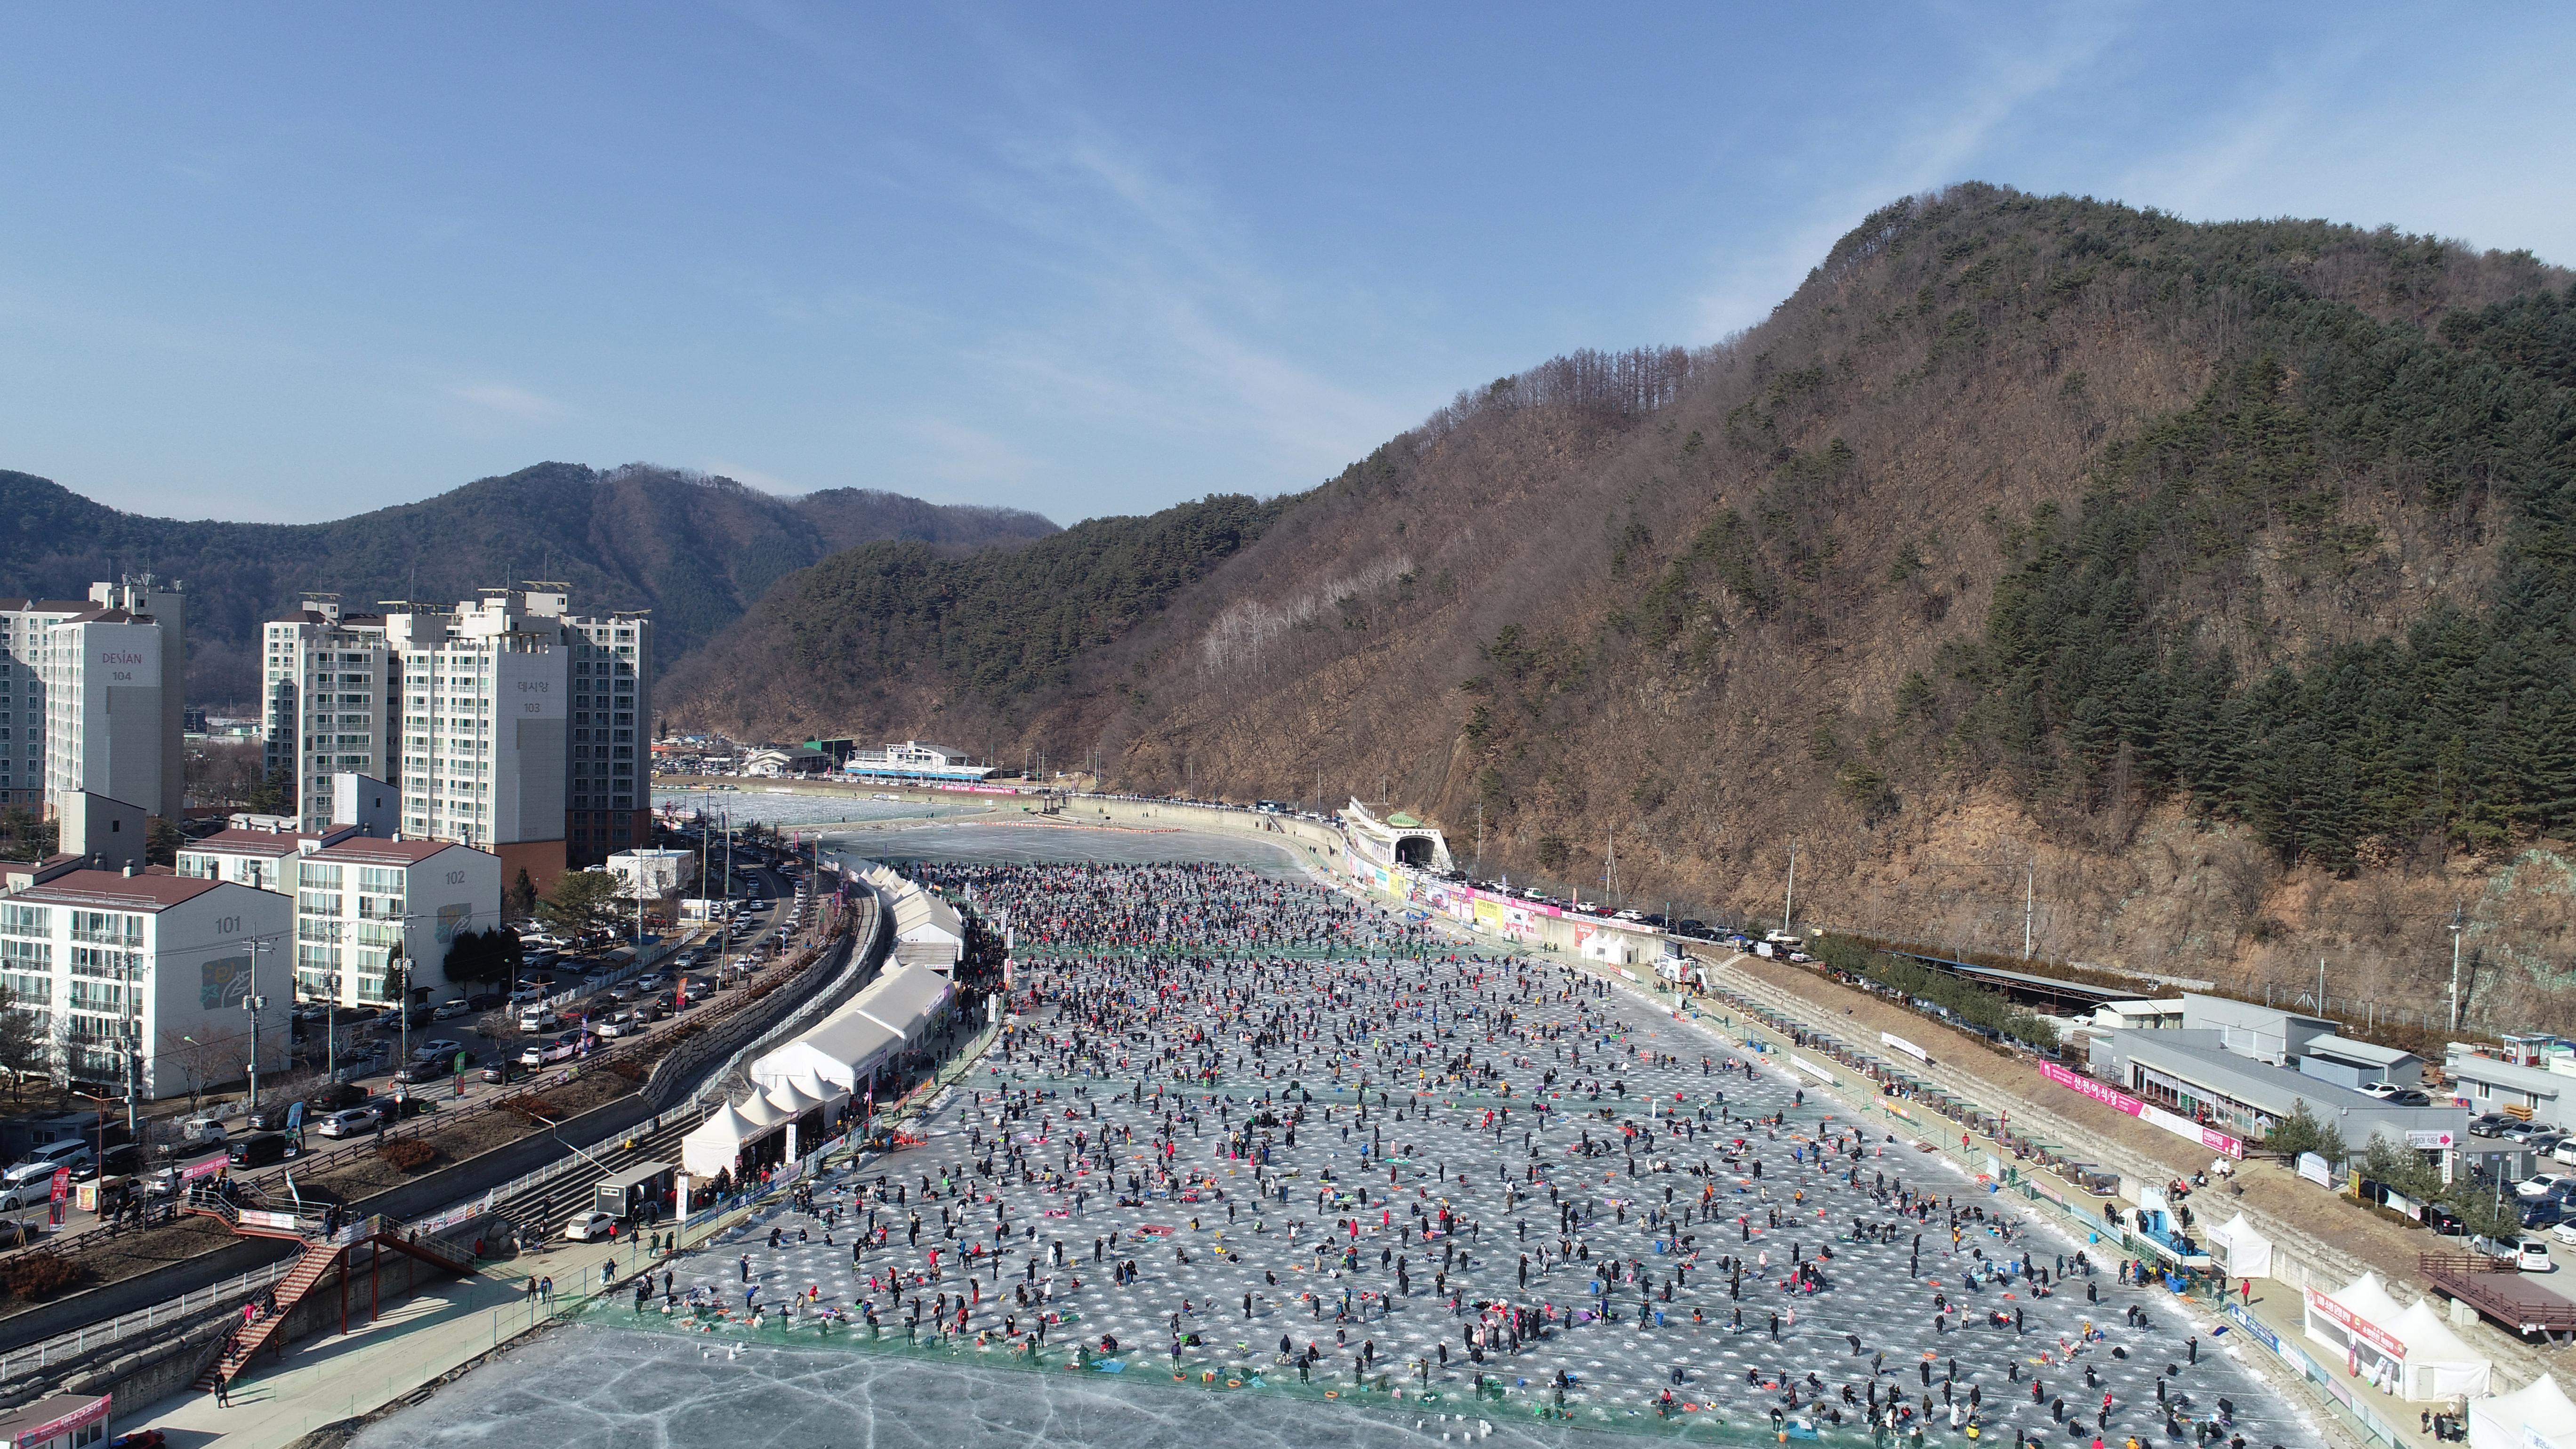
[2448,904,2465,1030]
[244,936,274,1111]
[2317,957,2327,1017]
[390,950,411,1095]
[2023,857,2035,961]
[1782,847,1796,935]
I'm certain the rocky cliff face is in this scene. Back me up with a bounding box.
[668,185,2576,1031]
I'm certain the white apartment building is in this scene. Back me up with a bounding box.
[390,590,570,887]
[0,867,291,1100]
[561,607,653,861]
[178,823,501,1010]
[260,598,398,833]
[0,578,186,821]
[289,837,499,1009]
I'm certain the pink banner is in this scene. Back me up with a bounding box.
[2041,1061,2143,1115]
[2040,1062,2246,1159]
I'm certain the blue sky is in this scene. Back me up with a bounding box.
[3,5,2570,526]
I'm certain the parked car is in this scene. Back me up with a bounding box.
[517,1009,559,1033]
[594,1012,636,1039]
[2514,1173,2572,1199]
[480,1062,517,1086]
[2469,1113,2515,1138]
[2524,1237,2559,1272]
[70,1144,144,1183]
[2551,1140,2576,1169]
[411,1038,463,1063]
[2425,1203,2467,1236]
[2505,1121,2556,1145]
[1,1141,95,1190]
[520,1035,578,1068]
[562,1210,618,1242]
[226,1132,300,1168]
[395,1054,471,1084]
[433,998,473,1020]
[306,1081,368,1112]
[244,1103,295,1132]
[364,1096,429,1124]
[466,992,504,1011]
[314,1108,377,1139]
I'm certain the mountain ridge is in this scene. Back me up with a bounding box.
[0,462,1058,703]
[663,183,2576,1032]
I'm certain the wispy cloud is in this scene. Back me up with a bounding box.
[444,381,566,423]
[733,9,1415,500]
[900,419,1038,490]
[1690,6,2136,338]
[436,380,571,441]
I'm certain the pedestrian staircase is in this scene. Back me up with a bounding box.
[187,1216,479,1393]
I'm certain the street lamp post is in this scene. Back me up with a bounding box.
[243,935,278,1113]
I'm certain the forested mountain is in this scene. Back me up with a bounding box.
[658,494,1280,746]
[0,463,1056,703]
[664,184,2576,1029]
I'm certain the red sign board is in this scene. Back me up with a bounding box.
[13,1392,111,1448]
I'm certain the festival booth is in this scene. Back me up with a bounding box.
[2390,1298,2494,1401]
[788,1069,852,1113]
[750,1007,901,1097]
[2206,1212,2275,1278]
[2304,1272,2411,1393]
[2470,1374,2576,1449]
[681,1102,765,1179]
[855,962,956,1042]
[733,1091,791,1139]
[888,890,966,973]
[765,1078,827,1158]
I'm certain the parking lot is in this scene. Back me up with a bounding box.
[0,854,819,1251]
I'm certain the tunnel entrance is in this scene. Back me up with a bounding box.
[1394,836,1437,868]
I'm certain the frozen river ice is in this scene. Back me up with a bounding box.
[348,1324,1672,1449]
[651,788,971,829]
[353,841,2314,1449]
[828,821,1312,876]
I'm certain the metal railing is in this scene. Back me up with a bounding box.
[0,1256,300,1385]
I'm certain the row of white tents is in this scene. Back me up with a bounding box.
[679,1071,849,1178]
[675,961,952,1178]
[2303,1270,2494,1402]
[858,862,966,973]
[2292,1263,2576,1449]
[677,861,958,1181]
[2131,1197,2576,1444]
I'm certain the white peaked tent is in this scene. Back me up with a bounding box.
[2391,1298,2493,1401]
[790,1071,851,1111]
[2308,1271,2408,1359]
[2206,1213,2274,1278]
[681,1102,760,1178]
[2471,1374,2576,1449]
[2337,1272,2410,1329]
[767,1078,824,1120]
[734,1092,791,1133]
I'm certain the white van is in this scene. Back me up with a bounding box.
[2523,1237,2557,1273]
[519,1034,578,1068]
[314,1108,377,1139]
